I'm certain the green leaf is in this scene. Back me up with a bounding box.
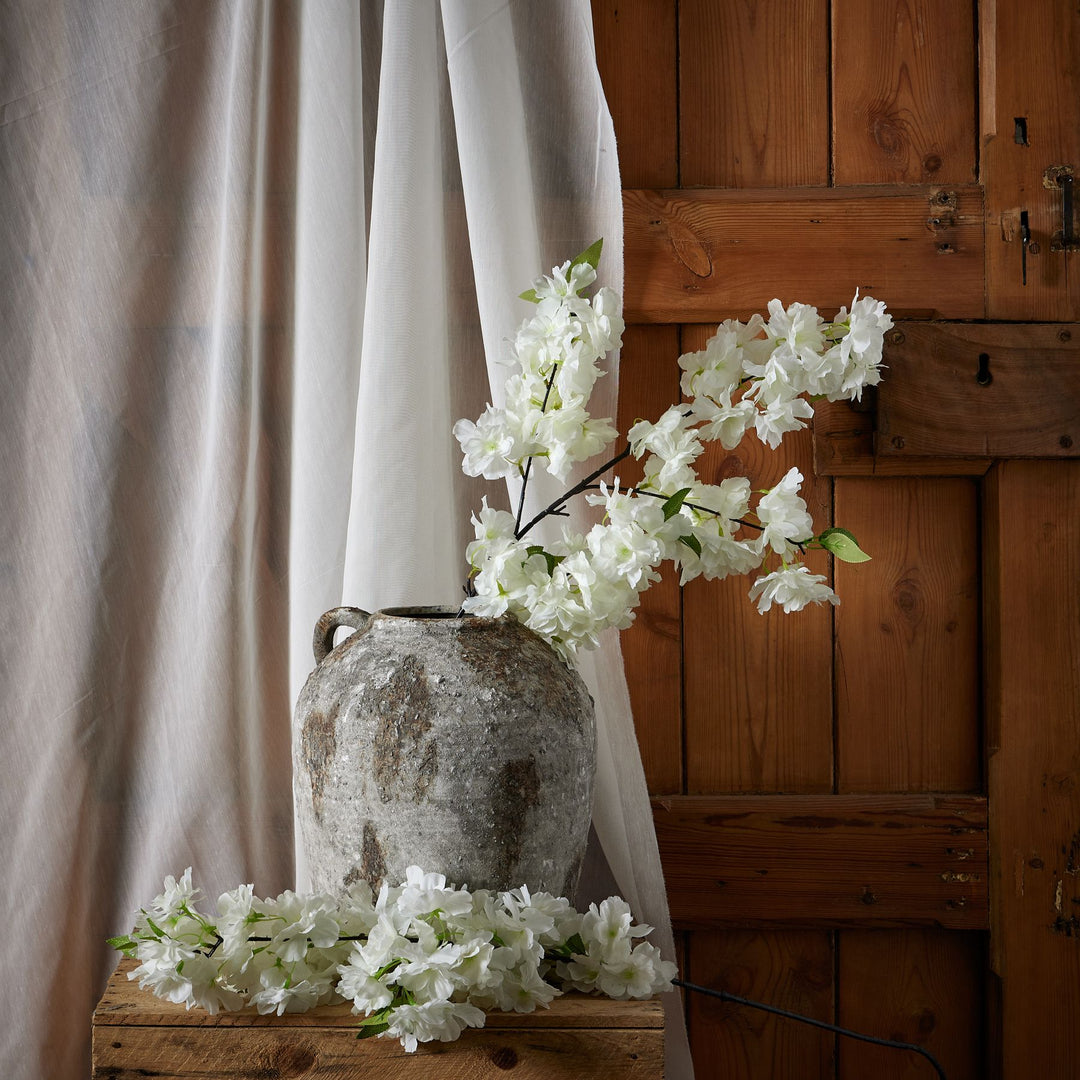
[373,958,402,980]
[519,288,541,303]
[356,1009,393,1039]
[526,545,564,575]
[144,916,165,939]
[678,533,703,556]
[357,1008,393,1028]
[819,527,871,563]
[661,488,692,521]
[545,930,589,962]
[357,1024,390,1040]
[569,237,604,271]
[564,932,587,956]
[107,935,137,956]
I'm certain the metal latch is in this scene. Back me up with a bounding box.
[1045,165,1078,252]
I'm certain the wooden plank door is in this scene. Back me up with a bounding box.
[593,1,1080,1077]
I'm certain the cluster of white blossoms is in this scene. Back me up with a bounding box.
[453,242,891,658]
[112,866,676,1053]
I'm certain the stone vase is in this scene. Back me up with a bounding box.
[293,606,596,898]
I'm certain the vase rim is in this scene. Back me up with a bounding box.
[375,605,470,620]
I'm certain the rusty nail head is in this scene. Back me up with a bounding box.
[892,435,906,450]
[1059,329,1072,342]
[1029,241,1041,255]
[1061,435,1074,449]
[888,330,905,345]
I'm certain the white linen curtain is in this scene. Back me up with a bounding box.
[0,3,692,1077]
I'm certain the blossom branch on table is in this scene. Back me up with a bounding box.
[109,867,675,1052]
[453,240,892,658]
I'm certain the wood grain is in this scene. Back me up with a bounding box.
[832,0,977,184]
[875,322,1080,458]
[835,478,980,793]
[93,1026,664,1079]
[679,0,829,187]
[984,461,1080,1073]
[616,325,683,794]
[654,794,988,930]
[813,398,992,477]
[682,322,833,794]
[837,929,985,1080]
[590,0,678,188]
[686,930,834,1080]
[623,186,986,323]
[97,959,664,1029]
[983,0,1080,320]
[94,961,665,1077]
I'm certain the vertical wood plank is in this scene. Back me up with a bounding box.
[683,326,834,794]
[835,478,980,793]
[591,0,678,188]
[832,0,977,185]
[985,461,1080,1073]
[688,931,835,1080]
[983,0,1080,320]
[616,325,683,795]
[679,0,829,187]
[837,930,985,1080]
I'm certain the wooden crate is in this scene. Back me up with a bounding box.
[93,960,665,1079]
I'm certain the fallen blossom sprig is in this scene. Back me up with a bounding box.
[453,240,891,658]
[109,866,676,1053]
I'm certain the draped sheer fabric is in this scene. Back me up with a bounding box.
[0,3,692,1077]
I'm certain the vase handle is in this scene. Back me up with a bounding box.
[313,607,372,665]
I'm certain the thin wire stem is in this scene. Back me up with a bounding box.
[673,978,948,1080]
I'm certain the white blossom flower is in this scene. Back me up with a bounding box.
[262,890,341,962]
[337,962,394,1014]
[755,467,814,554]
[383,999,487,1052]
[690,391,755,449]
[578,285,624,358]
[628,407,703,475]
[120,865,677,1053]
[250,963,322,1015]
[679,315,767,400]
[453,406,516,480]
[585,521,662,591]
[753,391,815,449]
[763,299,825,365]
[748,564,839,614]
[597,943,677,1000]
[490,963,561,1012]
[150,868,199,919]
[447,249,885,656]
[828,292,892,400]
[536,404,618,481]
[530,259,597,301]
[397,866,473,918]
[581,897,652,962]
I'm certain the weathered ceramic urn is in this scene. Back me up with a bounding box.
[293,606,597,898]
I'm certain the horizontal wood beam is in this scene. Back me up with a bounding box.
[813,398,993,477]
[653,794,988,930]
[876,322,1080,458]
[623,186,985,322]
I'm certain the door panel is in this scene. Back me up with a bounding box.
[592,1,1079,1076]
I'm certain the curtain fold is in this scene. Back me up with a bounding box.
[0,3,692,1077]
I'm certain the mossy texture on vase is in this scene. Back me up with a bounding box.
[293,607,596,898]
